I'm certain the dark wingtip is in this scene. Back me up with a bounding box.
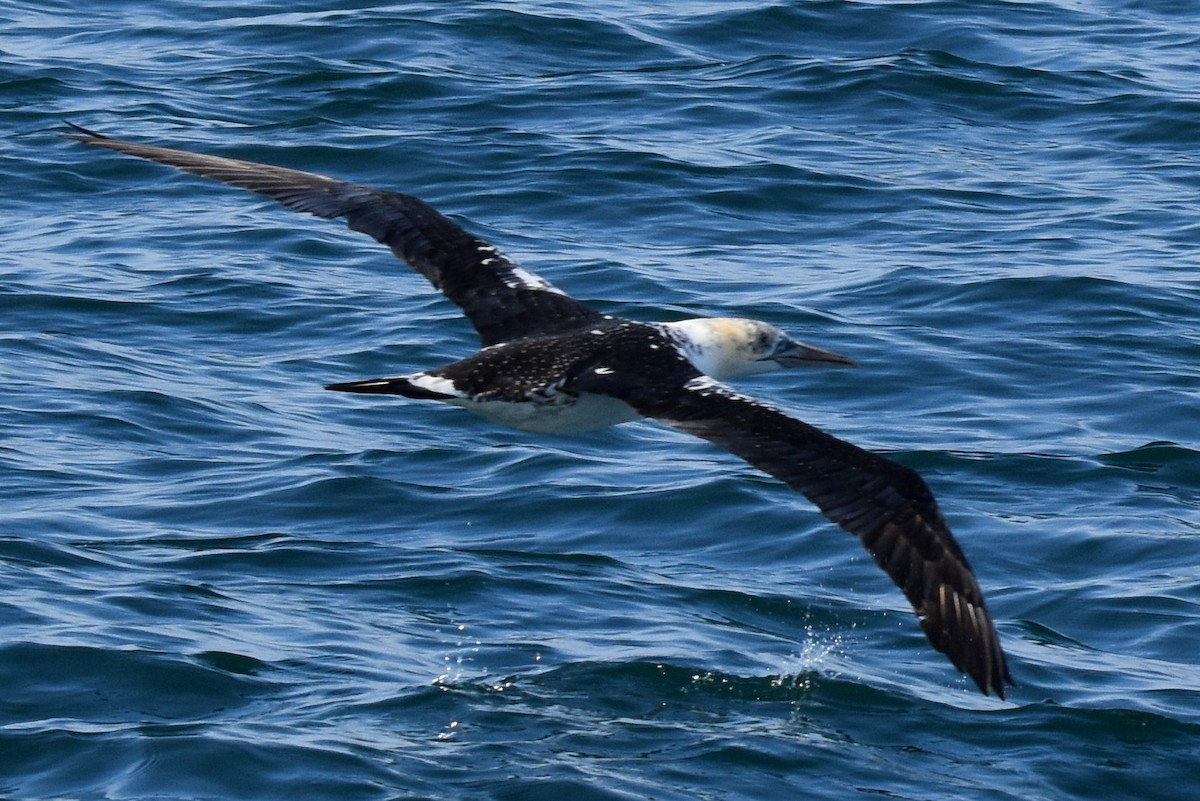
[969,642,1015,699]
[62,121,109,142]
[984,672,1013,700]
[997,664,1016,700]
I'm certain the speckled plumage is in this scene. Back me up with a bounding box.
[67,126,1013,698]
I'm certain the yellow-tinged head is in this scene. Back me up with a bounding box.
[660,317,855,380]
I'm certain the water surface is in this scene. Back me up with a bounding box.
[3,2,1199,798]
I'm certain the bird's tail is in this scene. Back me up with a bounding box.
[325,376,454,400]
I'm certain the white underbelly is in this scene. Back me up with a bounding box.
[450,392,642,435]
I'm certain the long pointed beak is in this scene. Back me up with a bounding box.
[773,340,857,368]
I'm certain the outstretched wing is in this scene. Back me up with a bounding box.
[580,367,1012,697]
[64,125,605,346]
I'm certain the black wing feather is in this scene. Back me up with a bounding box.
[64,125,605,346]
[581,368,1012,698]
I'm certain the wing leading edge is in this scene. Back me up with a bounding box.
[64,125,605,346]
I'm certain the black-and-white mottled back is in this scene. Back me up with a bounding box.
[67,126,1013,698]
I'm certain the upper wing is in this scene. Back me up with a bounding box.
[580,367,1012,697]
[64,125,606,347]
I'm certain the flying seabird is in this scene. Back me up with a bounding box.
[65,125,1013,698]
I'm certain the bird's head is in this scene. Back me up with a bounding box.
[663,317,856,380]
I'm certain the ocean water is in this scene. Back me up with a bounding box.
[4,1,1200,798]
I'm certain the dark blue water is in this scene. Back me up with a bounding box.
[4,2,1200,798]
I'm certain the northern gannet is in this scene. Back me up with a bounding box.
[66,125,1013,697]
